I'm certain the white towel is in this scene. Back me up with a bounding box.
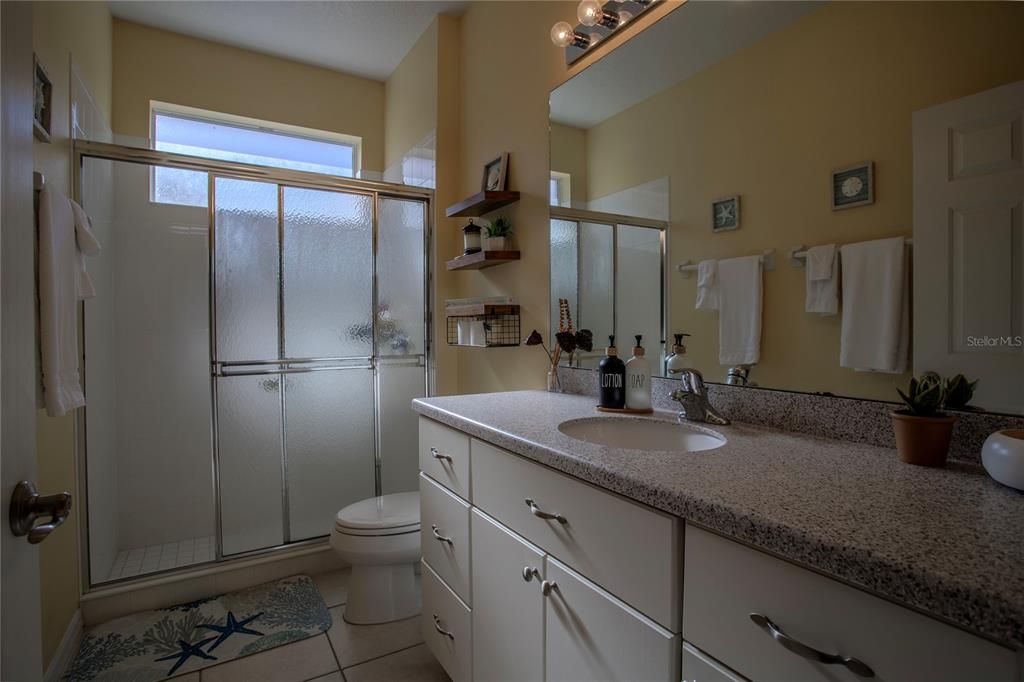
[839,237,909,373]
[804,244,839,315]
[717,255,762,366]
[694,259,719,311]
[38,184,101,417]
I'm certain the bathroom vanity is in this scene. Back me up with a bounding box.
[414,391,1024,682]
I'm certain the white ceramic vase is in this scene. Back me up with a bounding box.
[981,429,1024,491]
[484,236,507,251]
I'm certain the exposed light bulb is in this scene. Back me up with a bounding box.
[577,0,604,27]
[550,21,575,47]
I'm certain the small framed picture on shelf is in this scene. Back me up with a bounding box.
[832,161,873,210]
[711,195,740,232]
[33,54,53,142]
[481,152,509,192]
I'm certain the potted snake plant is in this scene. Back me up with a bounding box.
[892,372,977,467]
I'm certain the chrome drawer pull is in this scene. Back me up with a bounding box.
[541,580,558,596]
[433,614,455,640]
[522,566,541,582]
[430,447,453,463]
[524,497,568,524]
[431,524,453,545]
[749,613,875,678]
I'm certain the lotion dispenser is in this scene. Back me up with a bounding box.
[625,335,652,411]
[665,332,692,377]
[598,335,626,409]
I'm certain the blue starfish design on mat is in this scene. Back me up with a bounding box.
[197,611,265,651]
[153,636,218,676]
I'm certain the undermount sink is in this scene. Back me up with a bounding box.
[558,417,726,452]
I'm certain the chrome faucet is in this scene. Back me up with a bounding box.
[670,369,730,425]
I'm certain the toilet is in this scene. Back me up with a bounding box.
[329,491,421,625]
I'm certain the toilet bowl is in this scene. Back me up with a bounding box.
[329,491,421,625]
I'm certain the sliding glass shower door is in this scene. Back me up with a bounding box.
[78,146,429,585]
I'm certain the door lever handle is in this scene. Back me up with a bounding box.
[9,481,72,544]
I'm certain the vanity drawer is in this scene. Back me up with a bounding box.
[421,560,471,682]
[420,472,471,604]
[681,642,747,682]
[683,526,1018,682]
[419,417,471,501]
[471,438,681,631]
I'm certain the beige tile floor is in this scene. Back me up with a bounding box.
[169,568,449,682]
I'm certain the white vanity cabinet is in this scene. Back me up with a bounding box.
[418,417,683,682]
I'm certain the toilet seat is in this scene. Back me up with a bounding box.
[334,491,420,537]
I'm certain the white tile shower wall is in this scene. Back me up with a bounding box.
[107,161,215,550]
[106,536,215,581]
[383,130,436,189]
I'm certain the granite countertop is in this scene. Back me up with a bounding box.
[412,390,1024,649]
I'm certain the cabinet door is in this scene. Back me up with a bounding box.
[545,556,680,682]
[471,509,545,681]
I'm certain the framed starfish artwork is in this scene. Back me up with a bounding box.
[711,195,740,232]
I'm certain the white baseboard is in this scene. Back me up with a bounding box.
[43,608,82,682]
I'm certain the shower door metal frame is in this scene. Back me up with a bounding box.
[549,207,669,368]
[72,140,433,591]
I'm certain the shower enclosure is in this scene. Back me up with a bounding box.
[75,141,431,587]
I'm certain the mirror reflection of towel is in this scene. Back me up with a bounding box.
[805,244,839,315]
[718,255,762,366]
[695,259,719,311]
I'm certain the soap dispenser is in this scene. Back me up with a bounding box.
[625,335,652,411]
[598,335,626,409]
[665,333,692,377]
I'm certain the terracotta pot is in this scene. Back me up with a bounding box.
[890,410,957,467]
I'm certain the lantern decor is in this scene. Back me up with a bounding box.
[462,219,482,255]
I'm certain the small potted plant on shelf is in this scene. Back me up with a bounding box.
[484,216,513,251]
[892,371,977,467]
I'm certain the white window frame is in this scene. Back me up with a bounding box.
[148,101,364,204]
[550,170,572,208]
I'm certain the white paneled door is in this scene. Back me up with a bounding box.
[913,80,1024,414]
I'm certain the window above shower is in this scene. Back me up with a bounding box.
[150,102,363,207]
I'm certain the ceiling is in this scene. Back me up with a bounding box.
[108,1,468,81]
[551,1,824,128]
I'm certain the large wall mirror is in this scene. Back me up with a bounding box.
[549,1,1024,414]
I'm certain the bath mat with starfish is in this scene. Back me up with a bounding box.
[67,574,331,681]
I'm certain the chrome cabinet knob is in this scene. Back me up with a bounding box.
[541,580,558,596]
[522,566,541,582]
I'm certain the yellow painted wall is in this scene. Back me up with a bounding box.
[31,1,112,670]
[582,1,1024,400]
[549,122,588,206]
[111,19,386,173]
[385,21,438,172]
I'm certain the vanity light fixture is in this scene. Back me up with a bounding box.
[553,0,661,63]
[550,21,591,49]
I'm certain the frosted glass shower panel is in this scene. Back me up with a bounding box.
[218,374,285,555]
[550,218,579,342]
[282,187,373,359]
[616,225,663,362]
[580,222,615,350]
[214,177,280,361]
[379,359,426,494]
[377,198,426,356]
[285,369,376,541]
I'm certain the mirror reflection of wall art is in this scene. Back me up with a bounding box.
[711,195,740,232]
[832,161,874,210]
[32,54,52,143]
[482,152,509,192]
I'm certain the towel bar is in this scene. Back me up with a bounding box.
[677,249,775,278]
[789,238,911,267]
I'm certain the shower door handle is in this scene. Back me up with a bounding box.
[9,481,72,544]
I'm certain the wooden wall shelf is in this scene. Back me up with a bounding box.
[446,191,520,217]
[447,250,521,271]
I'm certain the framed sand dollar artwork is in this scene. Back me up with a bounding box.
[832,161,874,210]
